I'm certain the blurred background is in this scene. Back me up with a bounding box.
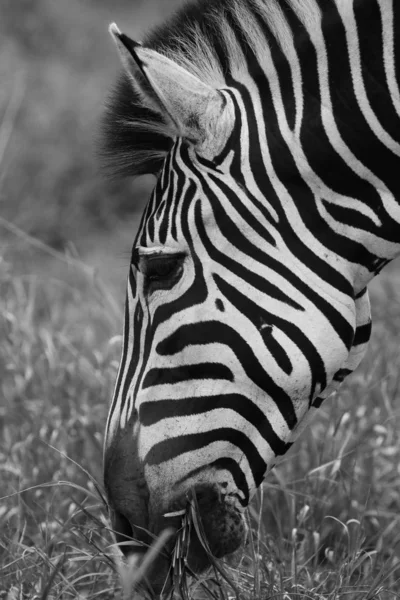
[0,0,185,296]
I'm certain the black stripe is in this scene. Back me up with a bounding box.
[157,321,297,430]
[168,144,181,242]
[123,298,144,409]
[213,273,327,398]
[194,198,354,351]
[140,393,290,456]
[175,458,250,506]
[151,142,177,244]
[151,180,208,330]
[251,4,297,131]
[109,269,141,427]
[322,201,382,237]
[144,427,267,487]
[142,363,234,388]
[212,275,294,377]
[192,187,304,311]
[356,1,400,143]
[216,91,278,230]
[312,396,324,408]
[353,321,372,346]
[228,74,358,292]
[210,173,278,248]
[317,0,400,242]
[107,290,131,428]
[333,368,352,382]
[355,287,367,300]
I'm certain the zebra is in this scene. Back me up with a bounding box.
[102,0,400,594]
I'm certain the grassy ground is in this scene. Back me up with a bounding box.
[2,0,400,598]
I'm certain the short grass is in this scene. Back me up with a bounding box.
[2,242,400,599]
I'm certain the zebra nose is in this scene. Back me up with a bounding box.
[160,483,247,575]
[110,484,246,595]
[187,484,247,564]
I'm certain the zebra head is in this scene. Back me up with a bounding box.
[101,0,400,591]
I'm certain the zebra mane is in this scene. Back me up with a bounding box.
[101,0,308,178]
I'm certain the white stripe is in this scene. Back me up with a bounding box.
[335,0,400,156]
[377,0,400,119]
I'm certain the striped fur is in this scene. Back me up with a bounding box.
[103,0,400,564]
[101,0,347,177]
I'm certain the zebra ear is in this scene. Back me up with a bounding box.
[109,23,233,158]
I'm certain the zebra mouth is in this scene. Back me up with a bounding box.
[158,485,247,591]
[184,485,247,562]
[112,485,247,596]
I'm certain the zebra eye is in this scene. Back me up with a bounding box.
[146,256,179,279]
[139,253,185,293]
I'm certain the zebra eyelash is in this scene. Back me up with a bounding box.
[132,246,175,267]
[131,247,187,274]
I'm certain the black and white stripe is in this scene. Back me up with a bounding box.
[103,0,400,510]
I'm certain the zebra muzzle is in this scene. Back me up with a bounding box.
[181,483,247,563]
[111,483,246,596]
[149,484,246,593]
